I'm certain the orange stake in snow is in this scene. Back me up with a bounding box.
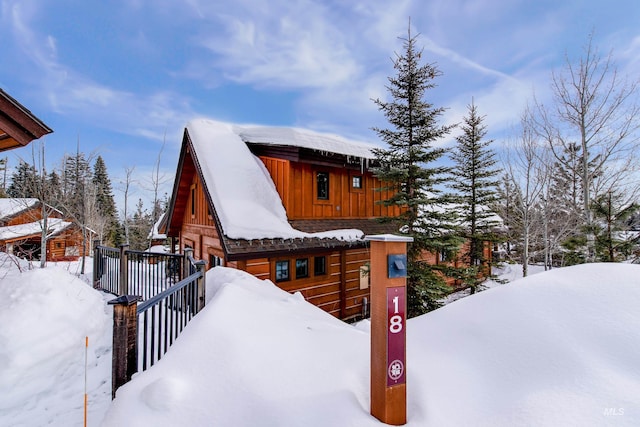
[84,336,88,427]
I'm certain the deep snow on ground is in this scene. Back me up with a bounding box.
[1,258,639,426]
[0,255,112,427]
[103,263,640,426]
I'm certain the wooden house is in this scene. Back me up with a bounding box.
[0,198,91,261]
[164,119,500,320]
[0,89,52,152]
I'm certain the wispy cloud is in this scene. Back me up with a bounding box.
[3,1,194,146]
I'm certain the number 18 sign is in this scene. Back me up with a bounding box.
[387,286,406,387]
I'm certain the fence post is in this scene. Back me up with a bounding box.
[119,244,129,296]
[108,295,140,399]
[195,260,207,312]
[183,247,194,279]
[92,239,102,289]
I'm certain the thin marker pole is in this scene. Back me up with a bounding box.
[84,336,88,427]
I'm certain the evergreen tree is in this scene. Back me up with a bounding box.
[448,101,500,289]
[372,26,460,317]
[61,151,92,222]
[128,198,153,250]
[92,156,120,245]
[46,170,63,208]
[7,161,38,198]
[591,191,638,262]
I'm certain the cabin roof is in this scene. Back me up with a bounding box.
[0,198,40,220]
[221,218,401,261]
[0,198,64,222]
[0,218,72,242]
[0,89,53,152]
[181,119,369,241]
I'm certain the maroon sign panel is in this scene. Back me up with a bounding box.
[386,286,406,387]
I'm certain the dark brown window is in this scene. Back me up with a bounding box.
[316,172,329,200]
[352,175,363,189]
[296,258,309,279]
[190,185,196,216]
[314,256,326,276]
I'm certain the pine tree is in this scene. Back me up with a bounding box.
[92,156,120,245]
[372,25,460,317]
[7,161,38,198]
[129,198,153,250]
[449,101,500,289]
[591,191,638,262]
[61,151,92,223]
[46,170,63,208]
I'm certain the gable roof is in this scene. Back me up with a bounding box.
[0,218,73,242]
[0,198,65,224]
[0,198,40,220]
[173,119,369,241]
[0,89,53,151]
[165,119,392,259]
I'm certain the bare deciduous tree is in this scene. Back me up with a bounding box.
[532,32,640,259]
[504,111,550,277]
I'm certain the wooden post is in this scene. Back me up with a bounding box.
[108,295,140,399]
[92,239,101,289]
[365,234,413,426]
[119,244,129,296]
[195,260,207,313]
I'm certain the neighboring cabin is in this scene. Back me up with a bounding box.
[0,198,91,261]
[164,119,498,320]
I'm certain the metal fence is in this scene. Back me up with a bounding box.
[136,258,205,371]
[93,242,185,301]
[98,241,209,398]
[93,245,121,295]
[127,250,183,300]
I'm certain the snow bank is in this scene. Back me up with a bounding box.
[186,118,365,241]
[0,254,112,427]
[103,266,372,426]
[103,263,640,426]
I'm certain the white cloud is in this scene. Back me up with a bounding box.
[4,0,195,146]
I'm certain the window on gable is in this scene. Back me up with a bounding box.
[275,260,290,282]
[296,258,309,279]
[314,256,326,276]
[316,172,329,200]
[190,184,196,217]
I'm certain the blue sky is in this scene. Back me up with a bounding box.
[2,0,640,211]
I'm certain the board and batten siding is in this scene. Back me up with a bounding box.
[260,156,401,220]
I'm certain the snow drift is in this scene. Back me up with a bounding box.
[102,263,640,426]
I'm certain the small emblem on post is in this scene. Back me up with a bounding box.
[388,359,404,382]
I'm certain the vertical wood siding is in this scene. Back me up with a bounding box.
[260,157,401,220]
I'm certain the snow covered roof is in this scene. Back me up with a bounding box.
[235,124,377,159]
[186,119,365,241]
[0,198,39,220]
[0,218,72,241]
[148,213,167,240]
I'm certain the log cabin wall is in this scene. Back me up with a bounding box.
[260,156,400,220]
[253,247,370,320]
